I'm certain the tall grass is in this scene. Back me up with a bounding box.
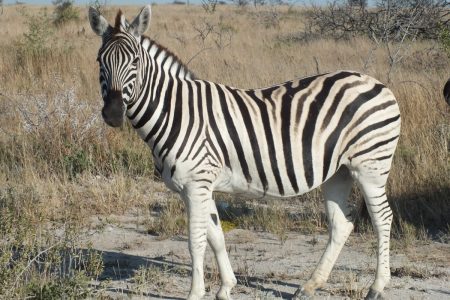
[0,3,448,297]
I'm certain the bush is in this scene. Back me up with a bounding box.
[1,78,102,178]
[305,0,450,41]
[202,0,218,13]
[0,76,154,180]
[0,186,103,298]
[439,25,450,58]
[53,0,79,26]
[18,7,53,55]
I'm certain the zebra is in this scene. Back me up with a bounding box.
[88,6,401,300]
[444,78,450,105]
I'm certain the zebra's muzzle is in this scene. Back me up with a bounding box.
[102,90,125,127]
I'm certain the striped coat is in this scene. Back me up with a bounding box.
[89,6,400,300]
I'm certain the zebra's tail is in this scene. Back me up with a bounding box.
[444,79,450,105]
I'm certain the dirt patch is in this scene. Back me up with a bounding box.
[83,214,450,299]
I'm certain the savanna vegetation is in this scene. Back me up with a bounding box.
[0,1,448,298]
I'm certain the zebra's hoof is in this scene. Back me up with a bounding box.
[364,288,384,300]
[292,288,313,300]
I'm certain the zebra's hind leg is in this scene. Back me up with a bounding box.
[356,172,393,300]
[206,199,237,300]
[294,167,354,298]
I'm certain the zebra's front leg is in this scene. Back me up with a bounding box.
[182,185,210,300]
[206,199,237,300]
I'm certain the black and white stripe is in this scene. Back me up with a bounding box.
[89,6,401,300]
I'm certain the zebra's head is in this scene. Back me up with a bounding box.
[444,78,450,106]
[88,6,151,127]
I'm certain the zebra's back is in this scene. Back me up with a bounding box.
[198,71,400,198]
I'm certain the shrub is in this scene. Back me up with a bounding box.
[146,198,187,239]
[63,148,91,179]
[53,0,79,26]
[18,7,53,55]
[202,0,218,13]
[439,25,450,58]
[0,186,103,298]
[305,0,450,41]
[229,0,249,8]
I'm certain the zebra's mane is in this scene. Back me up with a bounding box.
[143,36,196,80]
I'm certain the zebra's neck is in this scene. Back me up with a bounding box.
[126,37,194,158]
[144,37,194,81]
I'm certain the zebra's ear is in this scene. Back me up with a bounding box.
[130,5,151,38]
[88,6,110,36]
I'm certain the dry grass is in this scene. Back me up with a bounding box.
[0,3,449,298]
[329,271,366,299]
[391,265,448,279]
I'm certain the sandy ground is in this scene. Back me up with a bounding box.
[82,212,450,300]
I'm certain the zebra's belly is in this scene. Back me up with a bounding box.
[213,169,315,199]
[163,155,327,198]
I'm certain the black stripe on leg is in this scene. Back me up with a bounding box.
[211,214,218,225]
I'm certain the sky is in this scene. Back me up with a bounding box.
[4,0,173,4]
[3,0,320,5]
